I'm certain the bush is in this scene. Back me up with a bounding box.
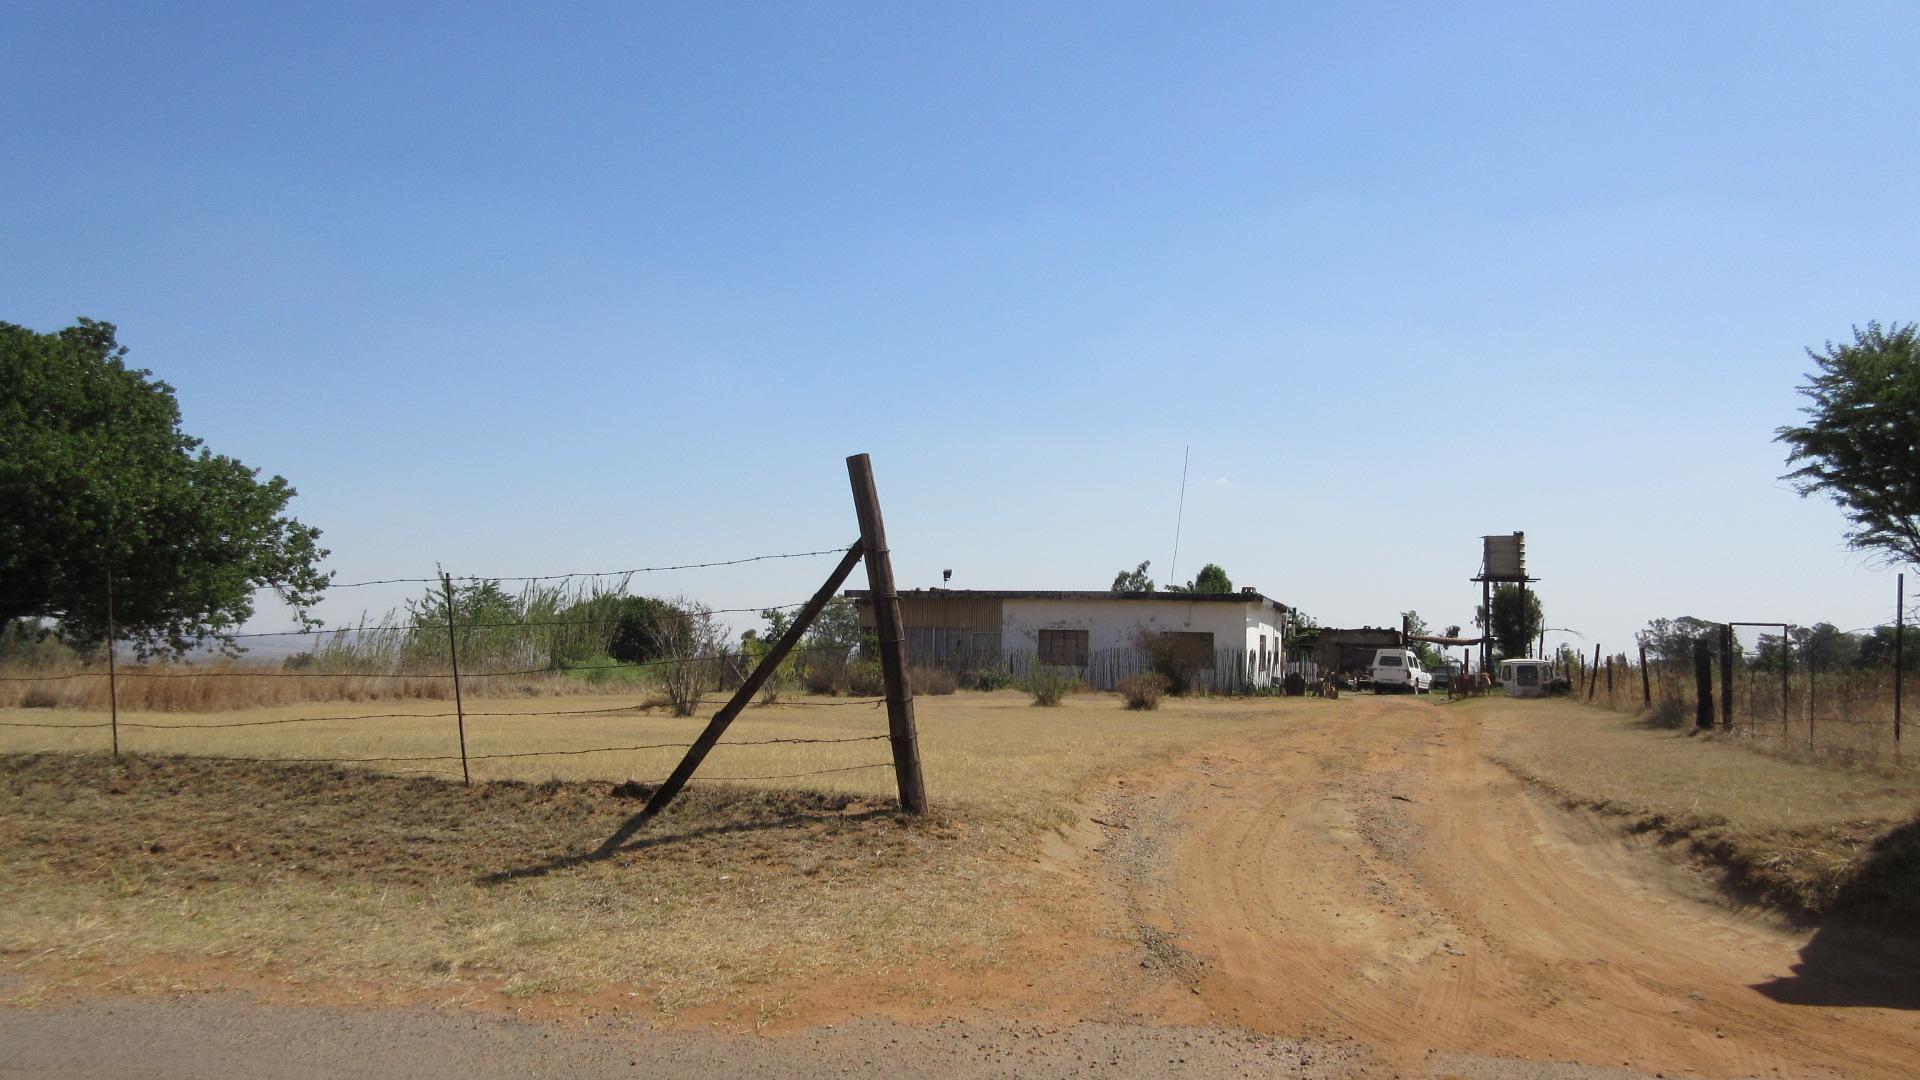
[1117,672,1168,710]
[1020,662,1077,706]
[964,666,1014,691]
[847,658,886,697]
[1131,627,1201,695]
[1640,699,1689,729]
[909,665,957,695]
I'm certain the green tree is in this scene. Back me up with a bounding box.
[1167,563,1233,593]
[1791,622,1860,670]
[1475,585,1543,659]
[1776,322,1920,568]
[1636,616,1719,664]
[604,596,690,665]
[1110,560,1154,592]
[1400,610,1441,667]
[0,319,329,656]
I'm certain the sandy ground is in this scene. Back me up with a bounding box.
[4,694,1916,1077]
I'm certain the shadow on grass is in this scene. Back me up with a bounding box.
[1753,816,1920,1010]
[475,784,897,885]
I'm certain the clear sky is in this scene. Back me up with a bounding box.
[4,1,1915,656]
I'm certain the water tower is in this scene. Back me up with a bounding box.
[1472,532,1537,671]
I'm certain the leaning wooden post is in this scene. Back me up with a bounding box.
[1693,637,1714,730]
[104,564,119,757]
[634,542,867,827]
[1586,643,1601,701]
[1719,623,1734,731]
[1638,642,1651,706]
[441,572,470,786]
[847,453,928,815]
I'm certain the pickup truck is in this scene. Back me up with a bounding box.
[1370,649,1433,694]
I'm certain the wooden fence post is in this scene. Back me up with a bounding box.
[1586,643,1601,702]
[1638,643,1651,706]
[1694,638,1714,730]
[1896,574,1905,757]
[847,454,929,816]
[634,542,867,826]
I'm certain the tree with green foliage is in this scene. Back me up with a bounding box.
[1636,616,1719,664]
[1475,585,1543,659]
[1109,560,1154,592]
[0,319,329,656]
[604,596,690,665]
[1400,610,1441,667]
[1776,321,1920,568]
[1166,563,1233,594]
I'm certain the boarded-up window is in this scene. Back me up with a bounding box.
[1158,631,1215,669]
[1037,628,1089,666]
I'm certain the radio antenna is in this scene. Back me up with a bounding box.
[1169,444,1189,588]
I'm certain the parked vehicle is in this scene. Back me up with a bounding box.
[1430,663,1460,691]
[1370,649,1433,693]
[1498,658,1554,698]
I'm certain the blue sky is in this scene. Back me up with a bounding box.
[4,2,1915,655]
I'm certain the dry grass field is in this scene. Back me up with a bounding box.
[1470,695,1920,915]
[0,690,1320,1014]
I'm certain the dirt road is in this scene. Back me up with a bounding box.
[1091,694,1920,1077]
[5,694,1916,1077]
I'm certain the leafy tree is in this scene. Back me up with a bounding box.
[1400,610,1441,667]
[603,596,690,665]
[0,319,329,656]
[1776,322,1920,568]
[1110,560,1154,592]
[1791,622,1860,670]
[1166,563,1233,594]
[1475,585,1543,659]
[803,596,867,656]
[1636,616,1719,664]
[1855,624,1920,671]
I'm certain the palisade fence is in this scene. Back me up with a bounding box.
[0,453,933,818]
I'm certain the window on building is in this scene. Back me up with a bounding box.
[1259,634,1268,671]
[1037,628,1089,666]
[1157,631,1215,669]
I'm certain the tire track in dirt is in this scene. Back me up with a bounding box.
[1102,695,1920,1078]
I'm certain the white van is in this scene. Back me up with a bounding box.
[1370,649,1432,694]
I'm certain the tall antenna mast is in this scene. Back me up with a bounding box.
[1169,444,1189,588]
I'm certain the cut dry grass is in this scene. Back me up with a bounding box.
[1470,696,1920,917]
[0,691,1312,1007]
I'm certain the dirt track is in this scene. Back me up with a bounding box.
[4,694,1917,1078]
[1090,694,1920,1077]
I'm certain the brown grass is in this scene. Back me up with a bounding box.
[0,660,641,712]
[0,691,1309,1007]
[1472,696,1920,917]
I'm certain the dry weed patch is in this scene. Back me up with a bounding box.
[1472,697,1920,917]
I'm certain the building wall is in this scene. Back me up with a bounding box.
[1001,597,1283,687]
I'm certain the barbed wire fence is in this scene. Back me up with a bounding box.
[1561,572,1910,767]
[0,454,932,815]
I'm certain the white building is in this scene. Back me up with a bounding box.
[848,588,1289,691]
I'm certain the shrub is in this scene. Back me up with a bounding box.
[1640,699,1689,729]
[847,658,886,698]
[1020,662,1077,706]
[964,666,1014,691]
[1131,627,1201,695]
[910,665,957,695]
[654,599,727,717]
[1117,672,1168,710]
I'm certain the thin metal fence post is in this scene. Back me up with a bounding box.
[1719,623,1734,731]
[1895,574,1904,757]
[105,569,120,759]
[441,572,470,786]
